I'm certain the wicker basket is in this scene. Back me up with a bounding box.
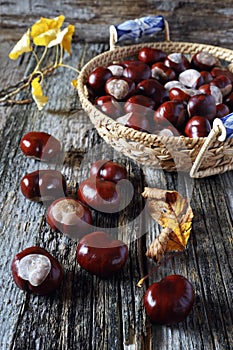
[78,22,233,178]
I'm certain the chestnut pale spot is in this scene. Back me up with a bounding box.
[51,198,85,225]
[108,65,124,77]
[196,52,216,66]
[179,69,201,88]
[17,254,51,287]
[168,53,183,64]
[107,79,129,99]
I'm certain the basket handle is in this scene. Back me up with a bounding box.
[109,15,170,50]
[189,119,227,178]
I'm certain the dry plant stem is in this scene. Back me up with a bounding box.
[3,99,31,105]
[146,227,171,262]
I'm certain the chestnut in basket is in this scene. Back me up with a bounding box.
[117,111,154,133]
[151,62,176,84]
[154,100,187,130]
[211,67,233,83]
[137,79,168,108]
[20,131,61,161]
[95,95,122,119]
[184,116,211,138]
[198,84,222,104]
[164,53,190,74]
[187,93,216,121]
[76,231,128,278]
[122,61,151,83]
[88,66,113,93]
[169,87,190,102]
[11,246,63,295]
[46,198,92,238]
[90,160,127,183]
[191,52,218,71]
[105,77,135,100]
[210,75,232,96]
[124,95,156,113]
[178,69,204,89]
[144,275,194,325]
[20,169,67,202]
[138,47,166,65]
[77,177,121,213]
[215,103,230,119]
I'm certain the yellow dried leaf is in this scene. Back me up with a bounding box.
[9,29,32,60]
[31,77,48,110]
[71,79,78,89]
[62,24,75,54]
[142,187,193,260]
[31,15,65,39]
[33,28,58,47]
[47,27,69,48]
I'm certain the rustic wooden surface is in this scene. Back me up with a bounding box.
[0,2,233,349]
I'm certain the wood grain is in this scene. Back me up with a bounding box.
[0,4,233,349]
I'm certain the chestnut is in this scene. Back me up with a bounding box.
[20,169,67,202]
[184,116,211,138]
[20,131,61,161]
[198,84,222,104]
[169,87,190,102]
[144,275,194,325]
[179,69,204,89]
[90,160,127,183]
[105,77,135,100]
[151,62,176,84]
[215,103,230,118]
[77,177,120,213]
[95,95,122,119]
[191,52,218,71]
[138,47,166,65]
[137,79,168,108]
[122,61,151,83]
[124,95,156,114]
[107,64,124,77]
[117,112,153,133]
[46,198,92,239]
[211,67,233,83]
[164,53,190,74]
[187,93,216,121]
[11,246,63,295]
[88,66,113,93]
[154,100,187,130]
[224,91,233,112]
[76,231,128,278]
[210,75,232,96]
[199,70,213,84]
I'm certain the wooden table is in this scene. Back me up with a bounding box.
[0,2,233,349]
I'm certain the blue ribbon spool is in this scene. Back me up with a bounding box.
[109,15,166,47]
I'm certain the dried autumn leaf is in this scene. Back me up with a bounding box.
[62,24,75,54]
[142,187,193,262]
[9,29,32,60]
[33,28,58,47]
[31,15,65,39]
[71,79,78,89]
[31,77,48,110]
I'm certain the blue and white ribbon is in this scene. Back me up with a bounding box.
[219,112,233,139]
[109,15,165,44]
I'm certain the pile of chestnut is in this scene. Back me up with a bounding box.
[11,130,195,325]
[87,48,233,138]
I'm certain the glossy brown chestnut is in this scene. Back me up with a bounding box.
[137,79,168,108]
[138,47,166,64]
[122,61,151,83]
[90,160,127,183]
[210,75,232,96]
[11,246,63,295]
[144,275,194,325]
[76,231,128,278]
[215,103,230,118]
[105,77,135,100]
[20,169,67,202]
[187,93,216,121]
[151,62,176,84]
[164,53,190,74]
[124,95,156,113]
[191,52,218,71]
[169,87,190,102]
[77,177,120,213]
[184,116,211,138]
[95,95,122,119]
[117,112,154,133]
[198,84,222,104]
[46,198,92,238]
[20,131,61,161]
[88,66,113,93]
[211,67,233,83]
[154,100,187,130]
[224,91,233,112]
[199,70,213,84]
